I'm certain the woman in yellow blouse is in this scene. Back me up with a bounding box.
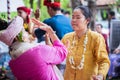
[62,6,110,80]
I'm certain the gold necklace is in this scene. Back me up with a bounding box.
[69,31,88,70]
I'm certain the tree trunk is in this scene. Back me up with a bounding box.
[37,0,41,8]
[88,0,96,31]
[70,0,82,10]
[30,0,33,8]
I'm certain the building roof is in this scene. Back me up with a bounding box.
[96,0,116,6]
[81,0,116,6]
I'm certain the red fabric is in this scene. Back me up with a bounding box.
[102,33,109,54]
[44,0,60,8]
[17,6,31,23]
[17,6,31,15]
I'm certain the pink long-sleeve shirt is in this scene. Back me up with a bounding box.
[9,40,67,80]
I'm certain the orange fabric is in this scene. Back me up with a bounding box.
[62,30,110,80]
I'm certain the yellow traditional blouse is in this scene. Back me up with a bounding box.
[23,22,35,42]
[62,29,110,80]
[23,23,29,31]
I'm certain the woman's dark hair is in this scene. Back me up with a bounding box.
[75,6,92,27]
[64,11,70,15]
[0,18,8,30]
[109,11,115,16]
[95,24,103,28]
[75,6,92,19]
[48,6,61,11]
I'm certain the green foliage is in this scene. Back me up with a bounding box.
[116,0,120,6]
[0,12,17,21]
[0,13,7,20]
[61,0,72,17]
[61,0,72,11]
[40,6,50,21]
[61,0,69,8]
[39,0,50,21]
[39,0,72,21]
[17,31,23,42]
[101,10,108,20]
[108,0,120,8]
[40,0,72,21]
[33,0,38,11]
[23,0,30,7]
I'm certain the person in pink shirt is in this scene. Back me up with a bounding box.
[0,16,68,80]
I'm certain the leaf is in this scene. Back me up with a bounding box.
[17,31,23,42]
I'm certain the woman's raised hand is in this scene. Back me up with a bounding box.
[31,18,54,34]
[92,74,103,80]
[113,48,120,54]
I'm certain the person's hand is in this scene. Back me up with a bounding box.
[31,18,45,27]
[92,74,103,80]
[32,18,59,42]
[113,48,120,54]
[45,33,52,46]
[31,18,53,34]
[34,8,40,20]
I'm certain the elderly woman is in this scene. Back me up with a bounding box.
[61,6,110,80]
[0,16,67,80]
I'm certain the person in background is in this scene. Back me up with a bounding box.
[35,0,73,42]
[95,24,109,53]
[61,9,71,18]
[0,16,68,80]
[107,11,116,51]
[61,9,65,14]
[34,0,73,74]
[61,6,110,80]
[64,10,71,18]
[108,11,116,30]
[108,43,120,79]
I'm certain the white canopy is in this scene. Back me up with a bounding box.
[0,0,24,12]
